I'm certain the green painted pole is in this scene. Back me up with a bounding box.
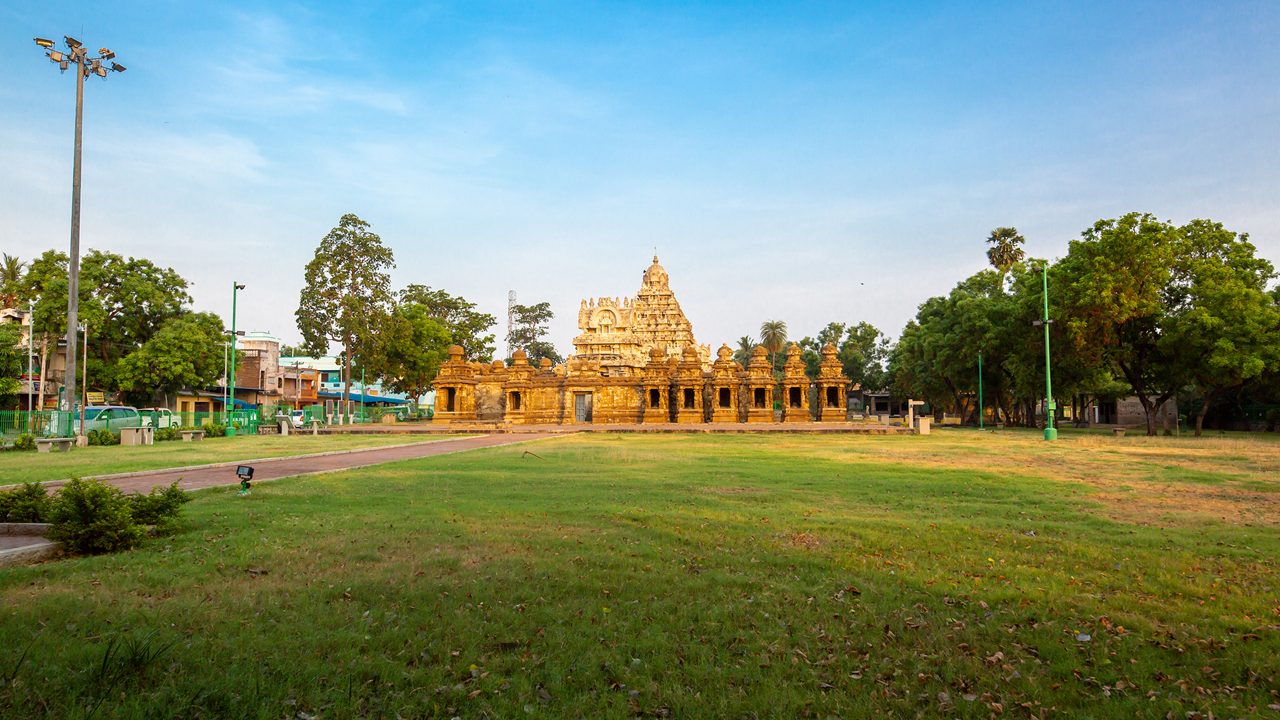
[1042,265,1057,441]
[229,281,241,435]
[978,351,984,430]
[360,366,365,423]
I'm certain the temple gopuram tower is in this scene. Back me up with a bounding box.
[744,346,776,423]
[709,344,744,423]
[814,343,851,422]
[572,256,710,376]
[780,343,811,423]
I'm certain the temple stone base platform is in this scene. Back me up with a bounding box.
[322,422,916,436]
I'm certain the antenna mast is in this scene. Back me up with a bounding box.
[506,290,517,359]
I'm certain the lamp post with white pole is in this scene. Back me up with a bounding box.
[32,36,125,421]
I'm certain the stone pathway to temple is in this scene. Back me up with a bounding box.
[48,434,563,495]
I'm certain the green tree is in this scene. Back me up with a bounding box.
[733,335,756,367]
[18,251,70,409]
[399,284,497,362]
[1,254,24,307]
[1163,219,1280,435]
[759,320,787,378]
[115,313,225,406]
[1057,213,1183,436]
[366,302,452,405]
[0,324,23,407]
[839,322,893,392]
[296,214,396,417]
[986,227,1026,276]
[507,301,563,365]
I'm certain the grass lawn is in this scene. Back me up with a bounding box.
[1,430,1277,718]
[0,434,463,485]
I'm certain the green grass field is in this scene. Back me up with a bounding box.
[0,434,459,485]
[1,430,1277,718]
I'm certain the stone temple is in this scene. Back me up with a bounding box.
[432,256,854,425]
[572,256,710,375]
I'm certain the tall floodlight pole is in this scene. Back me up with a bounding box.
[33,37,125,416]
[80,323,88,440]
[977,351,984,431]
[229,283,245,431]
[27,301,35,429]
[1039,264,1057,441]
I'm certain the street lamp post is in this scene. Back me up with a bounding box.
[1035,264,1057,441]
[229,282,245,434]
[33,36,125,417]
[27,300,34,431]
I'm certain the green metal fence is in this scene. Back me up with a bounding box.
[0,410,74,440]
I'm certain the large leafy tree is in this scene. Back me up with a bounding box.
[115,312,225,406]
[839,322,893,392]
[507,301,563,365]
[1162,220,1280,435]
[986,227,1026,276]
[399,284,497,361]
[1057,213,1184,436]
[365,302,452,405]
[296,214,396,416]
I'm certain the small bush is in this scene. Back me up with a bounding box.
[128,481,192,535]
[0,482,51,522]
[13,433,37,451]
[201,423,227,438]
[86,428,120,446]
[48,478,143,555]
[155,427,180,442]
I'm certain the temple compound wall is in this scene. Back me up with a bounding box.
[432,257,857,425]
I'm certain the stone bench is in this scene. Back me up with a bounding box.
[121,426,154,446]
[180,430,205,442]
[36,438,75,453]
[1112,427,1126,437]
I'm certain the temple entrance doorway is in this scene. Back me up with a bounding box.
[574,392,593,423]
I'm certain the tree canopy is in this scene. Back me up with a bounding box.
[399,284,496,362]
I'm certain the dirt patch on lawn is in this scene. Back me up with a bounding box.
[702,486,768,496]
[1092,484,1280,527]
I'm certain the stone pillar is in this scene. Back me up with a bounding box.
[780,343,811,423]
[744,346,775,423]
[815,343,850,422]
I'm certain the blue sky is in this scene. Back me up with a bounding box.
[3,1,1278,353]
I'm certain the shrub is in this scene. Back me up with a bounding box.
[47,478,143,555]
[13,433,37,451]
[155,427,180,442]
[201,423,227,438]
[128,481,191,535]
[0,482,51,523]
[86,428,119,446]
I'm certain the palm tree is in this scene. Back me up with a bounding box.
[0,254,23,308]
[733,335,756,366]
[759,320,787,377]
[985,227,1026,276]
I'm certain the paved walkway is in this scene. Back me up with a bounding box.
[55,434,563,495]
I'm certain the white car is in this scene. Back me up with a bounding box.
[138,408,181,429]
[289,410,306,428]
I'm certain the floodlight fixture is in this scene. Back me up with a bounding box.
[111,62,125,73]
[49,50,64,62]
[34,37,55,48]
[64,35,82,49]
[99,48,114,59]
[235,283,246,290]
[95,66,107,78]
